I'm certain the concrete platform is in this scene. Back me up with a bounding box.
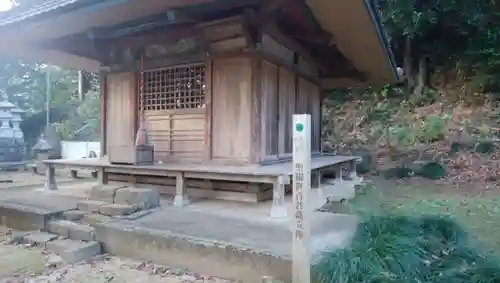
[94,201,357,282]
[0,187,358,283]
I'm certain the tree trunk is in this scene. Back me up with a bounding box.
[412,56,429,96]
[403,37,415,92]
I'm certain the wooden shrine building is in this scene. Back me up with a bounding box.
[0,0,397,212]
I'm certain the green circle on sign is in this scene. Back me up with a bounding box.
[296,123,304,132]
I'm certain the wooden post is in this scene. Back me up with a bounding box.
[270,175,288,218]
[292,114,311,283]
[174,172,189,207]
[44,165,58,191]
[348,158,358,179]
[98,167,108,185]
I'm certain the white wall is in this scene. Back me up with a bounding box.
[61,141,100,159]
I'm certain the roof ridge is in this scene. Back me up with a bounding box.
[0,0,82,25]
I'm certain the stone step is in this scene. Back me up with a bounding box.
[89,184,127,203]
[63,210,87,222]
[47,220,95,241]
[81,213,111,227]
[77,200,109,213]
[46,239,101,264]
[114,187,160,210]
[23,231,58,246]
[99,203,137,216]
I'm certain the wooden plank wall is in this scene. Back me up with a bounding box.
[259,60,322,162]
[211,56,253,163]
[106,72,136,161]
[298,78,322,152]
[145,109,205,162]
[278,68,296,155]
[261,60,279,157]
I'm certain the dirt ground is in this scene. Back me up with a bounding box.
[0,227,235,283]
[0,168,91,190]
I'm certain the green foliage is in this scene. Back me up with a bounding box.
[390,125,415,147]
[0,58,101,143]
[55,91,101,141]
[383,167,414,179]
[450,141,473,154]
[416,162,446,180]
[419,115,445,143]
[312,215,500,283]
[475,140,495,154]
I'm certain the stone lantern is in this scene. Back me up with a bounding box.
[32,133,53,174]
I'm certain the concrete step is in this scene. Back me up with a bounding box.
[89,184,127,203]
[47,220,95,241]
[320,178,365,202]
[62,210,87,222]
[81,213,111,227]
[46,239,101,264]
[99,203,137,216]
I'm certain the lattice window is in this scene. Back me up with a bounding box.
[141,64,206,111]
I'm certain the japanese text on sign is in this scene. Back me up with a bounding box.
[294,162,304,239]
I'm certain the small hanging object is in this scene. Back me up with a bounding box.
[135,54,150,147]
[132,54,155,165]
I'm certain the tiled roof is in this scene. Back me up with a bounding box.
[0,0,83,26]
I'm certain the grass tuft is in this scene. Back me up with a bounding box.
[312,215,500,283]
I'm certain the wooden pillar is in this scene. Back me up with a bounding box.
[98,167,108,185]
[174,172,189,207]
[270,175,288,218]
[250,57,262,164]
[204,59,213,161]
[314,169,322,188]
[348,158,358,179]
[99,72,107,157]
[44,165,58,191]
[292,114,311,283]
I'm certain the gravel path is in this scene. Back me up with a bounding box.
[0,227,236,283]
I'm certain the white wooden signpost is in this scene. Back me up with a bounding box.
[292,114,311,283]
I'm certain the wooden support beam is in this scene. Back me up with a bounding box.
[204,59,213,161]
[270,175,288,218]
[260,0,287,13]
[88,9,199,40]
[44,165,58,191]
[99,73,107,157]
[100,25,200,52]
[245,9,323,72]
[292,32,333,45]
[174,172,190,207]
[98,167,109,185]
[242,8,259,48]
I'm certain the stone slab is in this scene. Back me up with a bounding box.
[46,239,101,263]
[0,201,64,231]
[81,213,111,227]
[99,203,137,217]
[47,220,70,238]
[5,230,28,245]
[63,210,87,221]
[89,184,127,203]
[114,187,160,210]
[48,220,95,241]
[77,200,108,214]
[24,231,58,246]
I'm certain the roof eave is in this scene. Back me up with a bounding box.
[363,0,399,82]
[0,0,130,29]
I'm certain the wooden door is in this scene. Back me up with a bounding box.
[106,72,136,162]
